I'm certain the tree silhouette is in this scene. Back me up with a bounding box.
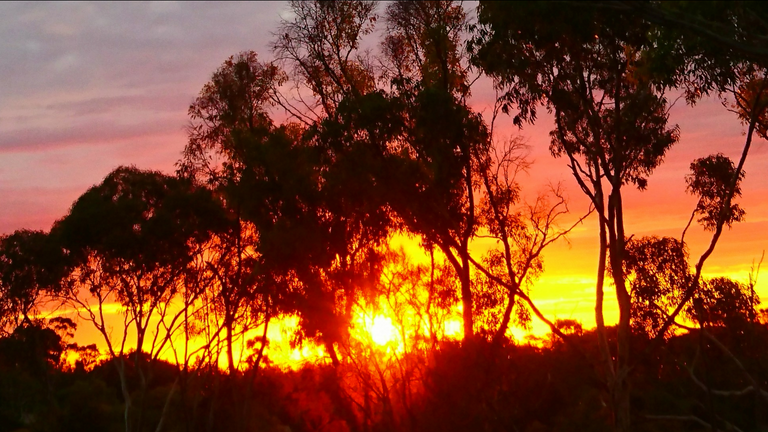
[682,154,746,241]
[472,2,768,430]
[471,2,692,429]
[0,230,67,333]
[179,50,284,184]
[272,0,377,121]
[691,277,760,328]
[179,51,284,377]
[53,166,221,432]
[382,0,469,96]
[266,2,395,372]
[378,0,488,340]
[623,236,690,338]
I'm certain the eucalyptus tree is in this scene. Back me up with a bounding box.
[179,51,284,376]
[272,0,580,346]
[52,166,222,432]
[472,1,767,430]
[273,0,487,341]
[269,1,396,369]
[0,230,72,428]
[472,2,683,429]
[378,0,485,340]
[177,50,359,429]
[272,0,378,122]
[0,230,67,333]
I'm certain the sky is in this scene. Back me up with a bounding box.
[0,2,290,232]
[2,1,768,342]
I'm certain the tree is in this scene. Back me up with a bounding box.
[268,1,395,367]
[272,0,378,121]
[472,2,767,430]
[472,2,686,429]
[0,321,70,431]
[179,50,284,184]
[179,51,284,377]
[178,51,296,430]
[379,0,485,340]
[53,166,221,432]
[474,140,588,345]
[623,236,690,338]
[682,154,746,242]
[0,230,67,333]
[382,0,469,96]
[377,1,585,345]
[691,277,760,328]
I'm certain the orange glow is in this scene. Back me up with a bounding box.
[369,315,397,346]
[42,223,766,371]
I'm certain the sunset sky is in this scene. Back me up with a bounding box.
[2,1,768,341]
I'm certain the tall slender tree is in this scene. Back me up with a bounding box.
[472,2,682,429]
[179,51,284,376]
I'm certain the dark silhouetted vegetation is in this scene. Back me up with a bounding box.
[3,1,768,431]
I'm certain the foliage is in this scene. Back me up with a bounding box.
[691,277,760,328]
[686,154,746,231]
[180,50,285,185]
[623,236,690,338]
[382,0,469,95]
[0,230,67,333]
[4,2,768,432]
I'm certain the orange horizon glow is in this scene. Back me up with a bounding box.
[43,212,765,372]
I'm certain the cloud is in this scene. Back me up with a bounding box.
[1,2,290,96]
[0,2,291,151]
[1,114,182,152]
[0,91,193,152]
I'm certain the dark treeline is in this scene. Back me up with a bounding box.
[2,1,768,431]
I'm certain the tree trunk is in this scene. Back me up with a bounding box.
[439,244,474,341]
[610,187,633,432]
[154,376,179,432]
[611,371,632,432]
[326,340,341,367]
[226,316,236,376]
[114,357,133,432]
[459,259,474,341]
[493,289,517,346]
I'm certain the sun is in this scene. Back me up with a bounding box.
[369,315,398,346]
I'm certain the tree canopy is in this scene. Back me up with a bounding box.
[3,2,768,432]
